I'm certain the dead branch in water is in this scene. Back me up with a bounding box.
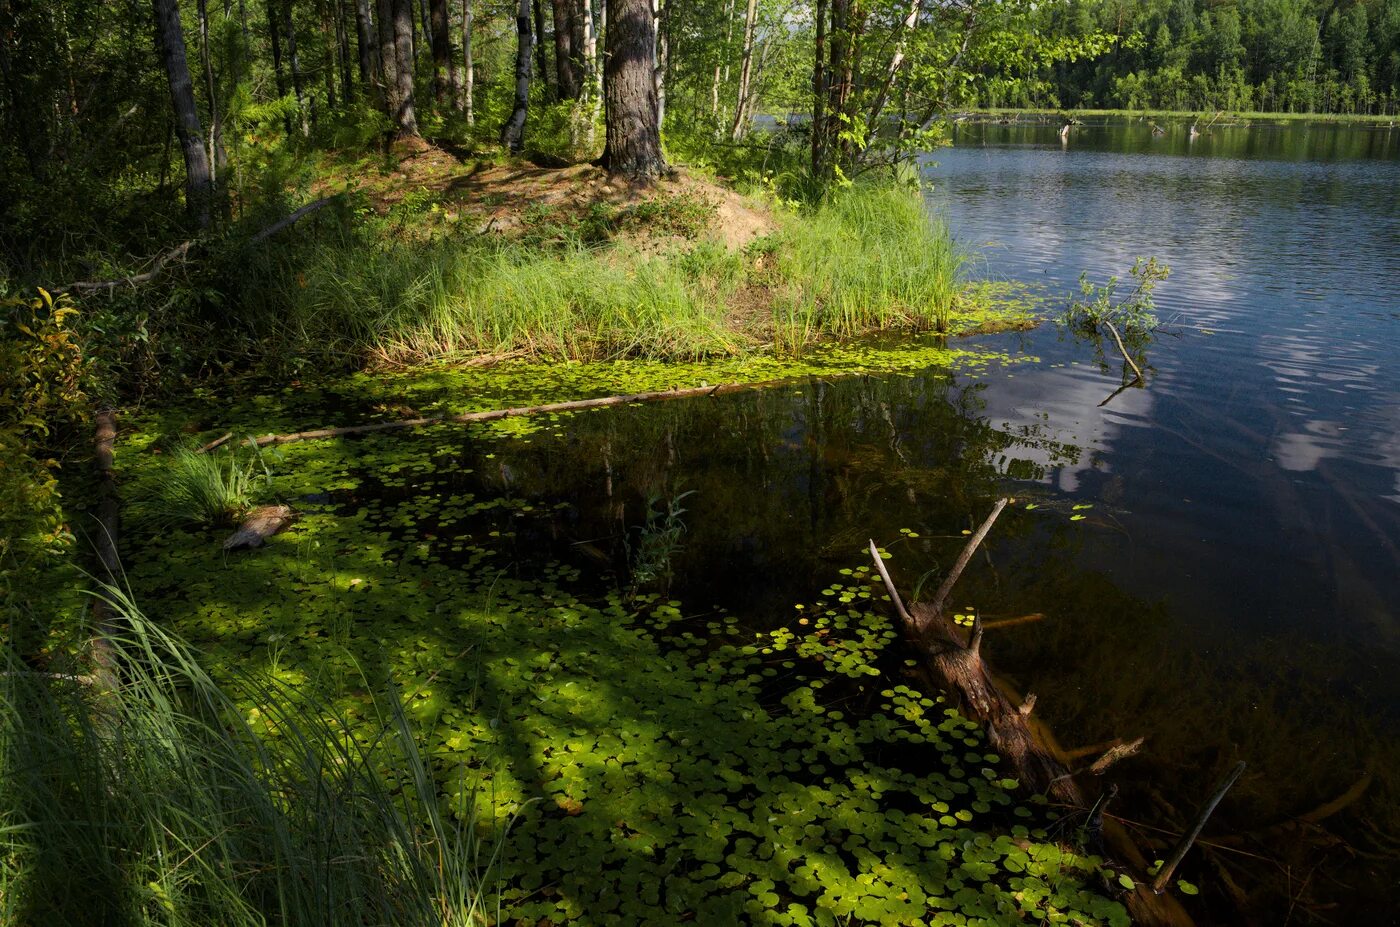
[870,503,1197,926]
[1153,761,1247,893]
[1103,320,1144,382]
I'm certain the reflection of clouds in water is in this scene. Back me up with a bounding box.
[1272,407,1400,488]
[992,365,1154,492]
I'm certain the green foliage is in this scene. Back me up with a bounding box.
[625,489,695,590]
[0,290,88,650]
[133,442,266,529]
[0,587,505,926]
[1063,257,1170,335]
[767,184,963,348]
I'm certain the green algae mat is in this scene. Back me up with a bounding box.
[117,338,1128,926]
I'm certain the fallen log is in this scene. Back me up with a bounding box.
[245,381,764,448]
[870,503,1196,927]
[44,241,194,295]
[223,504,295,550]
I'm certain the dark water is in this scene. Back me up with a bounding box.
[436,119,1400,920]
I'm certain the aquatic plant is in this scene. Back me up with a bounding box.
[1063,257,1170,336]
[625,489,695,590]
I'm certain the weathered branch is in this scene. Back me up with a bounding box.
[1152,761,1247,893]
[45,241,194,294]
[1103,320,1144,382]
[927,497,1008,619]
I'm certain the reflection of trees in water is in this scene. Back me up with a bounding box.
[455,365,1400,922]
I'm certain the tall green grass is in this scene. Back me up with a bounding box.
[233,183,962,368]
[135,442,263,529]
[767,185,962,351]
[0,586,505,927]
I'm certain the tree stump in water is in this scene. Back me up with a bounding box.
[223,505,294,550]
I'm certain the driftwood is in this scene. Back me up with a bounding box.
[870,502,1197,927]
[223,504,295,550]
[245,381,761,448]
[1103,320,1144,382]
[40,198,336,295]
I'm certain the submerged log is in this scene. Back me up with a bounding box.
[223,504,295,550]
[245,381,767,448]
[869,502,1196,927]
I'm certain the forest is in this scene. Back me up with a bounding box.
[1010,0,1400,114]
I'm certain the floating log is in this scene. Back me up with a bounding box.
[870,502,1196,927]
[223,504,295,550]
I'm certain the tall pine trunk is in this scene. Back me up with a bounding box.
[532,0,551,96]
[391,0,418,135]
[152,0,213,227]
[429,0,450,104]
[284,0,310,134]
[267,0,291,132]
[552,0,579,99]
[461,0,474,123]
[355,0,376,90]
[500,0,531,151]
[600,0,664,179]
[377,0,398,116]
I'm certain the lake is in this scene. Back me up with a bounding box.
[927,116,1400,920]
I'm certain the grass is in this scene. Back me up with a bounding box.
[0,585,506,927]
[135,442,263,529]
[231,181,965,370]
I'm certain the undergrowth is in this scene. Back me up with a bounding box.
[0,586,506,926]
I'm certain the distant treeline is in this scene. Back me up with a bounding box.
[984,0,1400,115]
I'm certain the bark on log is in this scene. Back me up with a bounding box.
[223,504,295,550]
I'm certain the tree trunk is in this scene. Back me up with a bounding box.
[552,0,579,99]
[500,0,532,152]
[429,0,450,103]
[391,0,419,134]
[377,0,398,116]
[318,0,339,112]
[355,0,376,90]
[653,0,668,128]
[812,0,827,178]
[533,0,551,95]
[729,0,757,140]
[335,0,354,101]
[461,0,474,122]
[152,0,213,227]
[709,0,734,131]
[266,0,291,133]
[600,0,665,179]
[196,0,220,188]
[284,0,310,134]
